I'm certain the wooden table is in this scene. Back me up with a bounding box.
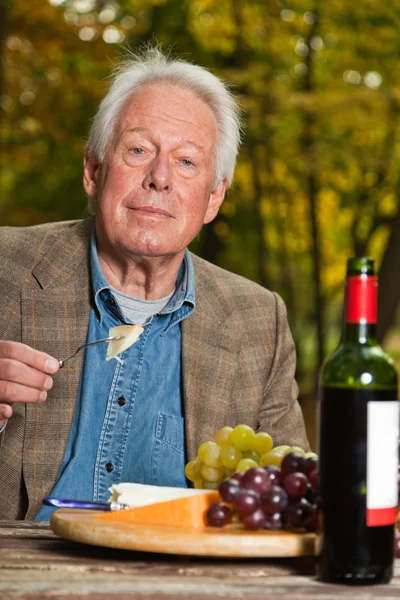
[1,520,400,599]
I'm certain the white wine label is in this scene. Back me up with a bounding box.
[366,400,399,527]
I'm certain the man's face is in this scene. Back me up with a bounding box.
[84,83,226,260]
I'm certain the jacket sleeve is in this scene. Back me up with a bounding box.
[0,421,6,451]
[257,293,310,452]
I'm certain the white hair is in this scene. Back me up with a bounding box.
[86,46,243,212]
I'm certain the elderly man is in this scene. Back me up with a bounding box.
[0,48,308,520]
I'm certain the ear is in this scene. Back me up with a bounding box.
[83,149,101,199]
[203,179,227,225]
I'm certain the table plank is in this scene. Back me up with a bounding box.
[1,521,399,599]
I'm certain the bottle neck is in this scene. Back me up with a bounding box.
[342,322,377,344]
[341,275,378,345]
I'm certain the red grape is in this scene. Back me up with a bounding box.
[308,468,319,490]
[304,455,318,475]
[264,511,284,530]
[262,465,282,485]
[283,472,308,499]
[305,482,321,507]
[280,452,307,476]
[205,503,232,527]
[218,479,240,503]
[233,489,260,518]
[305,504,319,532]
[395,533,400,559]
[284,499,312,528]
[260,485,289,514]
[230,472,244,484]
[242,508,266,530]
[241,467,271,494]
[398,466,400,503]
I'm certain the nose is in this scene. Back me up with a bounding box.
[142,153,172,193]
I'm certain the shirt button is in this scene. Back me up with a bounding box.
[105,462,114,473]
[108,295,116,306]
[117,396,126,406]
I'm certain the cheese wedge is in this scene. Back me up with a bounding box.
[106,325,144,360]
[108,482,211,507]
[98,491,220,528]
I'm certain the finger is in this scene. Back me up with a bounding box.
[0,381,47,404]
[0,359,53,392]
[0,341,59,374]
[0,403,12,420]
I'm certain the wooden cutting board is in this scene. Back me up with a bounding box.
[50,509,317,557]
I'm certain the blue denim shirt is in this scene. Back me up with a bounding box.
[35,228,195,520]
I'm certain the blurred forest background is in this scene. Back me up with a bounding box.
[1,0,400,446]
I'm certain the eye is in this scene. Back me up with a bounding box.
[129,147,144,155]
[181,159,194,167]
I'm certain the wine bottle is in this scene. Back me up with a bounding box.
[317,256,399,585]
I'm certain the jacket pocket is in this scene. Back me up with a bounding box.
[151,412,187,487]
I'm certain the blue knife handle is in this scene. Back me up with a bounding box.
[42,497,129,511]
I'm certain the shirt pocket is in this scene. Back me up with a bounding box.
[151,412,187,487]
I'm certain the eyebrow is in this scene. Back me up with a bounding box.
[124,128,205,154]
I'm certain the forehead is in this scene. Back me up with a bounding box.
[116,83,218,146]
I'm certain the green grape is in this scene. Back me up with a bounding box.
[243,450,260,463]
[184,459,203,482]
[193,460,203,479]
[251,431,274,455]
[200,464,225,482]
[214,426,234,447]
[228,424,256,451]
[202,481,221,490]
[236,458,258,472]
[289,446,305,456]
[259,450,284,468]
[220,445,242,470]
[194,479,203,489]
[224,467,234,478]
[272,445,292,456]
[198,441,222,467]
[304,451,318,459]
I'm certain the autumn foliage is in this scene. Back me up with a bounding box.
[1,0,400,389]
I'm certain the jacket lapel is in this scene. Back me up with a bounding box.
[22,220,93,519]
[182,255,242,462]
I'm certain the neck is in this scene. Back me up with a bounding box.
[342,273,378,345]
[341,322,378,345]
[97,244,183,300]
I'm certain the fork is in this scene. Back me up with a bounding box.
[58,336,125,368]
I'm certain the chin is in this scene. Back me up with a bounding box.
[121,239,173,258]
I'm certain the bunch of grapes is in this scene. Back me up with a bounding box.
[185,424,317,490]
[205,451,320,532]
[187,424,400,554]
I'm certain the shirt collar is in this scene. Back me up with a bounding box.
[159,249,196,314]
[90,226,196,325]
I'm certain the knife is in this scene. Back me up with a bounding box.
[42,497,130,511]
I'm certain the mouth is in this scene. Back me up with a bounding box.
[129,206,172,218]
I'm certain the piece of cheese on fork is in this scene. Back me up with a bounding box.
[106,325,144,360]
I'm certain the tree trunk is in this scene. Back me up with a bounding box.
[247,142,271,290]
[306,132,324,370]
[302,10,325,373]
[377,206,400,342]
[0,0,11,108]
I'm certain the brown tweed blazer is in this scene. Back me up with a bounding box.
[0,219,309,520]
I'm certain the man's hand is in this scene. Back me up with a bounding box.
[0,341,60,430]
